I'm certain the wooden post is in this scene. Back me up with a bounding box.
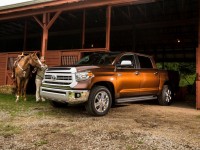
[23,20,27,51]
[106,6,111,51]
[196,1,200,110]
[41,13,48,57]
[82,9,86,49]
[33,11,62,57]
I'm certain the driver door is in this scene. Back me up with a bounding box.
[116,54,141,98]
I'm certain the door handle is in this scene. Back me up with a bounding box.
[135,71,140,75]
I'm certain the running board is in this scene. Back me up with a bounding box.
[116,95,157,103]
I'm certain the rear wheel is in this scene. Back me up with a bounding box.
[158,85,173,106]
[85,86,112,116]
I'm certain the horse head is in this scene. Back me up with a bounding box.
[28,52,43,68]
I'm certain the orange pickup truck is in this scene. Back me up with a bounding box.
[41,52,174,116]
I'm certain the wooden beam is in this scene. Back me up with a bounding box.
[106,5,111,50]
[33,11,61,56]
[196,0,200,110]
[33,16,44,29]
[82,9,86,49]
[47,11,62,30]
[0,0,156,21]
[41,13,48,57]
[199,1,200,48]
[23,20,27,51]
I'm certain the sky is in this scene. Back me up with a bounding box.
[0,0,33,7]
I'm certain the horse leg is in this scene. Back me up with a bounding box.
[15,78,20,102]
[23,79,29,101]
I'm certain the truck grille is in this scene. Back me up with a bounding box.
[41,67,77,92]
[45,75,72,80]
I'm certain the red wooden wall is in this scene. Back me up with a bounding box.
[0,53,7,85]
[0,50,82,86]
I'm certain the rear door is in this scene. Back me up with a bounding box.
[116,54,141,98]
[136,55,160,95]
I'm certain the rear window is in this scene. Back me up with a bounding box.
[138,56,153,68]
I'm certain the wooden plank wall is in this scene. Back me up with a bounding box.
[45,51,61,66]
[0,53,7,85]
[61,51,81,66]
[6,53,17,85]
[0,50,85,86]
[45,51,81,67]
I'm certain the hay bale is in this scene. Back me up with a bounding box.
[0,85,16,94]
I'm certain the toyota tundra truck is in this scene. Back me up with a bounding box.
[40,52,173,116]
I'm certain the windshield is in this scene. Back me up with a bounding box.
[76,52,119,65]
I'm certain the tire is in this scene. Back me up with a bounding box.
[158,85,173,106]
[85,86,112,116]
[50,100,68,108]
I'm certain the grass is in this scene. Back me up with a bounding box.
[0,122,21,137]
[34,140,48,147]
[0,94,49,117]
[0,93,78,118]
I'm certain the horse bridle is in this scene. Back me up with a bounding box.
[17,60,29,77]
[17,54,43,77]
[30,54,43,66]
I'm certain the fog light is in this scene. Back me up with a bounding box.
[75,93,81,98]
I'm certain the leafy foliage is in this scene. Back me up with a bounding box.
[178,63,196,75]
[157,62,196,87]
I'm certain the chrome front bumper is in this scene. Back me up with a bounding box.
[40,88,90,104]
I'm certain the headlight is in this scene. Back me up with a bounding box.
[75,71,94,81]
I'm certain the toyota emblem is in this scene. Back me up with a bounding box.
[51,75,57,80]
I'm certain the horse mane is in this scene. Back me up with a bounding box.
[19,54,31,67]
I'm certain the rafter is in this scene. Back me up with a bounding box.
[0,0,156,21]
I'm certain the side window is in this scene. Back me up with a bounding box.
[138,56,153,68]
[117,55,135,68]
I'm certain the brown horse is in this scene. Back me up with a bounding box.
[15,52,42,102]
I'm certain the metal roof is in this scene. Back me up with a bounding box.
[0,0,55,11]
[0,0,155,21]
[0,0,83,14]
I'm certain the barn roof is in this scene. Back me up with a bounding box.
[0,0,55,11]
[0,0,155,21]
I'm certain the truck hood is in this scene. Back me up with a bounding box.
[75,66,100,72]
[48,65,114,72]
[75,65,115,72]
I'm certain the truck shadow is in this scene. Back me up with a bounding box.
[47,95,196,117]
[113,97,196,110]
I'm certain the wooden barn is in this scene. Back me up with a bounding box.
[0,0,200,108]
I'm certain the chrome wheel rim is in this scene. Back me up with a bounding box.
[94,91,109,113]
[165,89,172,103]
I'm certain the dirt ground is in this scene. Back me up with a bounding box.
[0,99,200,150]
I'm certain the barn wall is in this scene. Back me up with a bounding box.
[0,53,7,85]
[45,51,61,66]
[0,50,83,86]
[45,50,81,66]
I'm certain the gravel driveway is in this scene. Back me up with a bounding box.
[0,100,200,150]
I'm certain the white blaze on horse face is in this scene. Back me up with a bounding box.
[34,54,42,66]
[38,58,42,66]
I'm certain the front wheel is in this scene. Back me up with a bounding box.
[158,85,173,106]
[85,86,112,116]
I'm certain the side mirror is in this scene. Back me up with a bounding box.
[116,60,133,67]
[120,60,132,66]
